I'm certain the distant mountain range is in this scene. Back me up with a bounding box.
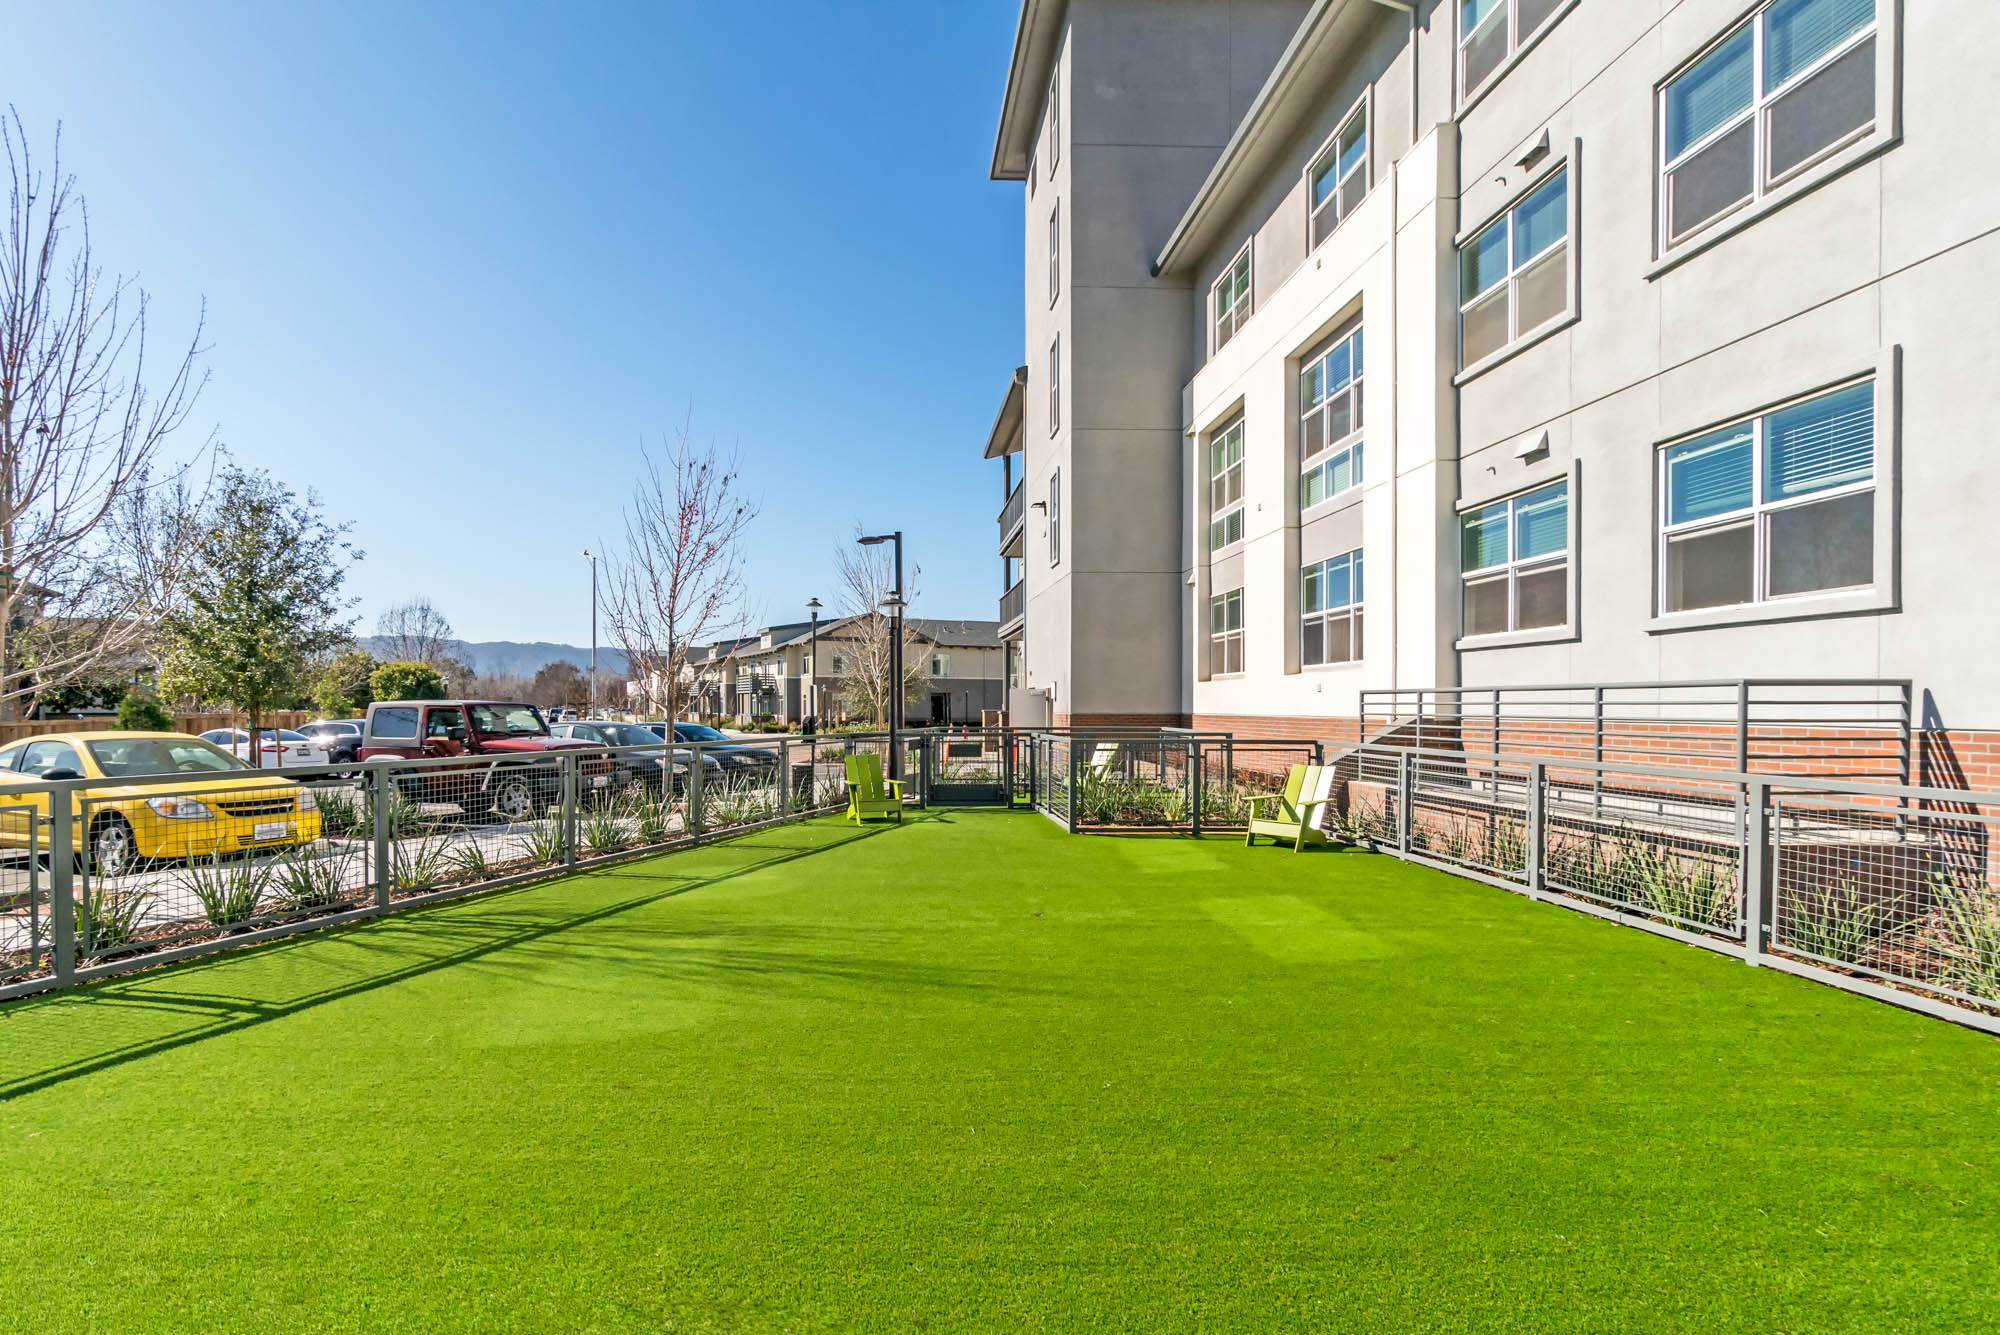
[359,639,629,679]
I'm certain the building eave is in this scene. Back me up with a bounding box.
[984,365,1030,459]
[1153,0,1393,277]
[990,0,1065,181]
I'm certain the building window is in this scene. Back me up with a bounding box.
[1307,99,1368,248]
[1208,589,1244,676]
[1048,203,1059,304]
[931,653,952,677]
[1005,645,1021,690]
[1207,417,1245,551]
[1300,323,1363,510]
[1459,165,1569,369]
[832,653,851,674]
[1460,0,1570,100]
[1048,70,1059,174]
[1461,479,1569,636]
[1659,0,1879,249]
[1303,549,1364,667]
[1048,336,1060,433]
[1027,150,1037,196]
[1212,242,1252,352]
[1048,468,1061,567]
[1659,379,1874,613]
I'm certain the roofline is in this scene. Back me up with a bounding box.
[990,0,1064,181]
[1154,0,1395,277]
[983,365,1030,459]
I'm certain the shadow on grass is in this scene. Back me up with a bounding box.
[0,818,906,1100]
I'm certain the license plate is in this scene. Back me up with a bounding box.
[252,822,289,842]
[590,775,610,788]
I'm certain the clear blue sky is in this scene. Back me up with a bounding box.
[10,1,1024,645]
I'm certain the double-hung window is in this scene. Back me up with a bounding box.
[1303,550,1363,667]
[1659,380,1874,613]
[1049,468,1061,566]
[1207,418,1245,551]
[1460,166,1569,369]
[1660,0,1878,248]
[1209,589,1244,676]
[931,653,952,677]
[1049,203,1060,304]
[1462,480,1569,637]
[1460,0,1569,100]
[1307,101,1368,248]
[1049,336,1060,433]
[1300,325,1363,510]
[1212,243,1252,352]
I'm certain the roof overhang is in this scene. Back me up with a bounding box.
[990,0,1066,180]
[1154,0,1402,277]
[984,365,1029,459]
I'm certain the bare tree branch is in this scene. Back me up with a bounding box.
[833,526,929,726]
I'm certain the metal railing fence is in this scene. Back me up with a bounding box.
[0,732,903,1001]
[1359,678,1913,783]
[1340,740,2000,1035]
[1018,731,1323,833]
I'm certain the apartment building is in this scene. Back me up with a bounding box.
[985,0,2000,761]
[675,619,1007,727]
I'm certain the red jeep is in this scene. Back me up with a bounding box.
[358,700,612,820]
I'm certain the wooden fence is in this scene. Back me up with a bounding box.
[0,709,319,746]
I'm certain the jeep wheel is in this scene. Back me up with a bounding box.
[486,773,537,823]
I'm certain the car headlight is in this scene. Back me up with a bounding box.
[297,789,318,811]
[147,796,213,820]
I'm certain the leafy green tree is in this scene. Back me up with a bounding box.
[313,647,377,716]
[155,468,359,763]
[115,694,173,731]
[371,659,446,702]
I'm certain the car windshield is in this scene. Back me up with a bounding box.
[676,724,729,742]
[469,704,548,737]
[598,724,662,747]
[88,737,248,777]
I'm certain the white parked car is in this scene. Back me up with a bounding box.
[198,728,330,768]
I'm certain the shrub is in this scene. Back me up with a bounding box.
[180,855,268,928]
[1931,870,2000,1001]
[1784,876,1894,966]
[273,848,351,912]
[78,884,151,955]
[115,694,173,732]
[370,660,446,702]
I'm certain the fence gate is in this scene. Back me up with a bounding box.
[923,730,1008,806]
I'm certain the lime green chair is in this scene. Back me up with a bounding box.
[1244,763,1333,851]
[844,753,905,824]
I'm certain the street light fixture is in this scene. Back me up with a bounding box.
[857,531,905,779]
[582,549,598,717]
[805,597,822,731]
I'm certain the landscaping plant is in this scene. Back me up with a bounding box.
[180,854,268,929]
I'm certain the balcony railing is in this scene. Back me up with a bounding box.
[998,482,1025,550]
[999,579,1024,628]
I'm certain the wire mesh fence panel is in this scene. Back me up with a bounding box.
[1064,736,1193,829]
[924,730,1009,805]
[1537,768,1747,942]
[1193,740,1324,830]
[1032,735,1073,825]
[0,805,46,982]
[1770,791,2000,1013]
[1406,756,1531,883]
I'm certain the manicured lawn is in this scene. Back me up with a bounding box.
[2,809,1996,1332]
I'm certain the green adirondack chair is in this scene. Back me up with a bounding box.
[844,752,905,824]
[1244,763,1334,851]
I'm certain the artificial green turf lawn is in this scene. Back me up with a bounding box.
[1,811,1996,1333]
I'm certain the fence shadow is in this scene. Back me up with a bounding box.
[0,819,900,1100]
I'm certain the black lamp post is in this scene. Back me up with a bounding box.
[858,531,904,778]
[805,597,822,731]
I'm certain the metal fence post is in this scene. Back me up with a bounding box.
[372,763,393,909]
[688,744,705,841]
[561,753,579,868]
[1189,739,1202,837]
[919,738,932,809]
[49,787,75,986]
[1065,742,1079,834]
[778,738,791,817]
[1526,761,1545,895]
[1744,777,1771,965]
[1591,685,1605,819]
[1396,752,1413,854]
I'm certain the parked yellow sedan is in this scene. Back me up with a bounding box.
[0,731,324,875]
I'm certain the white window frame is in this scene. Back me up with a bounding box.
[931,653,952,677]
[1300,322,1364,513]
[1653,0,1891,264]
[1454,154,1579,382]
[1458,476,1575,645]
[1208,588,1244,677]
[1207,416,1245,553]
[1457,0,1578,108]
[1048,468,1061,567]
[1302,549,1364,668]
[1654,374,1885,622]
[1212,241,1252,354]
[1304,93,1370,251]
[1048,335,1060,434]
[1048,202,1060,305]
[1048,69,1060,176]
